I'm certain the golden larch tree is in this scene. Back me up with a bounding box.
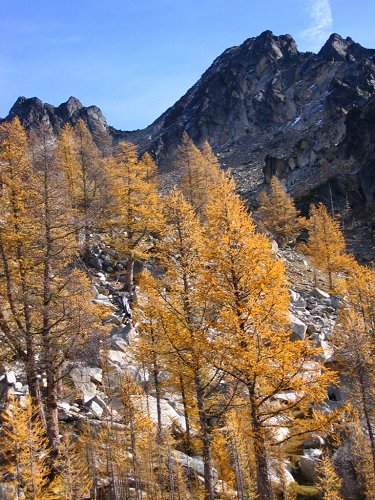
[57,119,108,250]
[0,395,61,499]
[202,173,336,500]
[256,176,304,246]
[333,305,375,489]
[106,142,164,293]
[316,454,343,499]
[0,119,107,453]
[175,132,221,214]
[0,118,40,400]
[139,189,220,500]
[305,203,351,291]
[29,123,108,452]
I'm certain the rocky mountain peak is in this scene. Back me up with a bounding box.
[57,96,84,118]
[8,96,47,124]
[2,95,110,147]
[319,33,375,62]
[247,30,299,61]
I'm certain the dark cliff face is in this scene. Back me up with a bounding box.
[260,33,375,211]
[344,97,375,209]
[3,31,375,210]
[124,31,375,179]
[4,96,111,147]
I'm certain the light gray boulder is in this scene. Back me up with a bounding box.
[270,459,295,489]
[317,340,334,361]
[303,433,325,449]
[288,313,307,340]
[93,294,116,310]
[70,364,103,402]
[131,395,188,433]
[172,450,218,482]
[57,401,71,412]
[83,394,109,419]
[6,371,17,385]
[299,448,322,482]
[106,313,123,326]
[313,288,330,300]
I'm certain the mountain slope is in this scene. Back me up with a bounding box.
[3,31,375,208]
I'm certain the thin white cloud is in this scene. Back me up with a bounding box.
[301,0,333,52]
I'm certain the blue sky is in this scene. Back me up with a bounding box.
[0,0,374,130]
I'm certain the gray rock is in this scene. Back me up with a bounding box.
[303,433,325,449]
[106,313,123,326]
[270,459,295,488]
[289,289,300,303]
[112,322,132,341]
[299,448,322,482]
[288,313,307,340]
[91,244,101,256]
[172,450,218,481]
[87,256,103,270]
[57,401,71,412]
[307,323,318,335]
[14,381,24,391]
[93,294,116,309]
[131,395,188,432]
[107,349,128,369]
[6,371,16,385]
[317,340,334,361]
[87,399,104,418]
[111,337,129,352]
[321,298,332,306]
[70,364,103,402]
[330,295,343,309]
[313,288,330,300]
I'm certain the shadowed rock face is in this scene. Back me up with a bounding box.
[122,32,375,173]
[5,95,110,147]
[344,97,375,209]
[3,31,375,208]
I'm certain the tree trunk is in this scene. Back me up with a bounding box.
[179,374,192,452]
[248,388,274,500]
[358,367,375,478]
[125,253,135,294]
[230,435,245,500]
[194,368,215,500]
[44,341,60,452]
[328,269,333,291]
[24,344,38,401]
[152,355,162,438]
[41,145,59,453]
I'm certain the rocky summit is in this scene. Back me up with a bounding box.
[5,95,109,146]
[3,31,375,211]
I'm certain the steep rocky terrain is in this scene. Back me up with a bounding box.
[4,95,110,147]
[2,31,375,211]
